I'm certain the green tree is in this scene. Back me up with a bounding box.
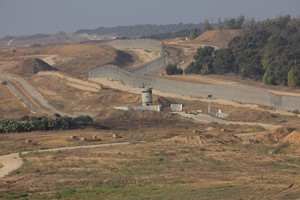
[166,64,183,75]
[202,20,213,32]
[263,68,275,85]
[213,49,234,74]
[188,28,198,40]
[185,46,215,74]
[288,66,300,88]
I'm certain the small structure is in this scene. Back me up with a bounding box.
[141,86,152,106]
[215,109,229,119]
[114,84,162,112]
[170,104,183,112]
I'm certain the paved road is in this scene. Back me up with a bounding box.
[0,72,73,117]
[12,76,73,117]
[0,142,132,178]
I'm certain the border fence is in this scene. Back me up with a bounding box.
[89,65,300,111]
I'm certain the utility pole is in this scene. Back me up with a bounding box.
[207,94,212,114]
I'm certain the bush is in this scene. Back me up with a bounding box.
[165,64,183,75]
[292,110,300,114]
[1,81,8,85]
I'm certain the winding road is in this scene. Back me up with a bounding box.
[0,142,131,178]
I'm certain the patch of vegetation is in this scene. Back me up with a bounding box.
[0,192,28,200]
[165,64,183,75]
[76,23,204,39]
[0,115,93,133]
[240,126,266,133]
[256,145,275,155]
[292,109,300,114]
[273,142,289,154]
[1,80,8,85]
[186,16,300,88]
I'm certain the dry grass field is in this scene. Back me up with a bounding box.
[0,120,299,199]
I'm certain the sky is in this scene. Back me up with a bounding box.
[0,0,299,37]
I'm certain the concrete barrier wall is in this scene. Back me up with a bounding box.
[104,39,162,52]
[88,65,300,111]
[129,56,167,75]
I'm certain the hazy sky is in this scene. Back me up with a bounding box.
[0,0,299,37]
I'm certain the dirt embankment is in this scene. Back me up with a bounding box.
[0,44,134,78]
[9,58,57,77]
[37,71,102,92]
[194,29,244,48]
[163,29,244,69]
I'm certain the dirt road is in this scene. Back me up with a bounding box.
[176,112,280,131]
[0,142,132,179]
[0,153,23,178]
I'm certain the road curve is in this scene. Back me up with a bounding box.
[0,142,132,179]
[0,153,23,178]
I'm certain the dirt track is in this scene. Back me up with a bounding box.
[0,142,132,179]
[0,153,23,178]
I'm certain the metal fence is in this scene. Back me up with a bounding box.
[89,65,300,111]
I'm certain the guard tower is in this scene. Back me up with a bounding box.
[141,85,152,106]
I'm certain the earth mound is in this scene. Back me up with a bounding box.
[194,29,244,48]
[281,130,300,146]
[42,44,133,78]
[13,58,57,77]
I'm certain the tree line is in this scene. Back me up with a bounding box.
[76,23,203,39]
[184,16,300,88]
[0,116,93,133]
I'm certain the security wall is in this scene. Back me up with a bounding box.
[89,65,300,111]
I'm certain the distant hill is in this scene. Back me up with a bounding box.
[76,23,204,39]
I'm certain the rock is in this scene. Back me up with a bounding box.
[25,138,32,144]
[70,135,78,139]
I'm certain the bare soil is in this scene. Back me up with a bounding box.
[194,29,244,48]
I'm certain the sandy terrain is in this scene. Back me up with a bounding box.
[0,153,23,178]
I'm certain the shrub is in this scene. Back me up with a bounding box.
[165,64,183,75]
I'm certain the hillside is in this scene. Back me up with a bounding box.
[0,44,134,78]
[11,58,57,77]
[194,29,244,48]
[44,44,133,77]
